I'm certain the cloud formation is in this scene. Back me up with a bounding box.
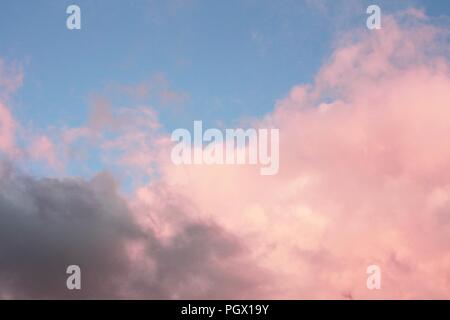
[0,103,16,157]
[0,59,22,157]
[0,163,260,299]
[155,12,450,298]
[1,9,450,299]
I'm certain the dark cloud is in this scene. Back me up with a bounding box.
[0,166,138,299]
[130,223,259,299]
[0,162,259,299]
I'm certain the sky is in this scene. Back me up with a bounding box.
[3,0,447,129]
[1,0,450,299]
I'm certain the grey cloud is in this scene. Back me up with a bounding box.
[0,162,260,299]
[0,167,138,299]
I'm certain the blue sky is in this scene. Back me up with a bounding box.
[2,0,447,127]
[1,0,449,179]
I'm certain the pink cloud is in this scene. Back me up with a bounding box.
[0,59,23,98]
[28,135,63,171]
[143,13,450,298]
[0,102,17,157]
[0,60,22,157]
